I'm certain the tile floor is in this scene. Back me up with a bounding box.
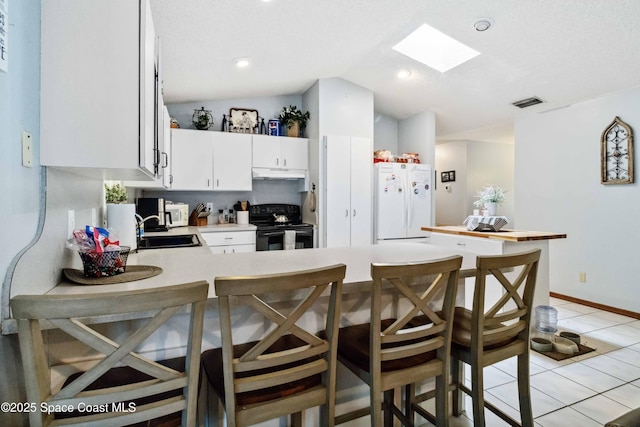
[426,297,640,426]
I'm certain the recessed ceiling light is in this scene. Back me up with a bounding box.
[473,18,494,32]
[392,23,480,73]
[397,69,412,78]
[234,57,251,68]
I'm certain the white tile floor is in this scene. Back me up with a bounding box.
[424,297,640,426]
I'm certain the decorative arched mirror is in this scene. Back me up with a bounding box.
[601,116,634,184]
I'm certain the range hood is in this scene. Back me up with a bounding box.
[252,168,307,180]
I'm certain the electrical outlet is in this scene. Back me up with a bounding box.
[579,272,587,283]
[67,210,75,238]
[206,202,214,212]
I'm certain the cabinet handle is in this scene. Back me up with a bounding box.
[457,242,466,247]
[207,179,210,187]
[284,158,287,167]
[225,237,233,240]
[276,158,279,166]
[232,248,236,253]
[162,152,168,168]
[216,179,220,187]
[353,209,357,217]
[345,209,349,217]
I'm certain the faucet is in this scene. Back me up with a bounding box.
[135,214,161,252]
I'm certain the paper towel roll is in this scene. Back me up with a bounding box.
[237,211,249,225]
[107,203,137,250]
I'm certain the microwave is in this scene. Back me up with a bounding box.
[165,204,189,227]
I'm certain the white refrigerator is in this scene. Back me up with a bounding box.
[374,163,432,243]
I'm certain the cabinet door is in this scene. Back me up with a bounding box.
[280,137,308,170]
[325,136,352,248]
[170,129,213,190]
[349,137,372,246]
[252,135,280,168]
[140,0,157,175]
[213,133,252,191]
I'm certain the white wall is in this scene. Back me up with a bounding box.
[373,113,398,153]
[515,87,640,313]
[398,110,436,168]
[0,0,42,323]
[435,140,514,226]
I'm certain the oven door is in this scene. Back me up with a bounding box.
[295,228,314,249]
[256,230,285,251]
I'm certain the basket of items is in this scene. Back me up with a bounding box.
[68,227,130,277]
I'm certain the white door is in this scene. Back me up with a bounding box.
[349,137,372,246]
[170,129,213,190]
[406,164,432,237]
[325,135,352,248]
[375,163,407,240]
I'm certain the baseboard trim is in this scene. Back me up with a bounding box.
[550,292,640,320]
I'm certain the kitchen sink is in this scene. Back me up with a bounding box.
[138,234,202,250]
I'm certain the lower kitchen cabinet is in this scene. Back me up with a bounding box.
[200,230,256,254]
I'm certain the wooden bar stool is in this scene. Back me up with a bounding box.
[450,249,541,427]
[11,281,209,427]
[201,264,346,427]
[334,256,462,427]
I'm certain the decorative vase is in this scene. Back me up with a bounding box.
[286,120,300,138]
[484,202,497,216]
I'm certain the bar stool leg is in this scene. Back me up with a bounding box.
[451,357,464,417]
[517,352,534,427]
[470,361,485,427]
[383,389,394,427]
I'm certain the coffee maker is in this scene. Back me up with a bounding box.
[136,197,169,231]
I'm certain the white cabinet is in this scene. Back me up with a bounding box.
[170,129,213,190]
[169,130,252,191]
[213,133,252,191]
[253,135,308,170]
[201,230,256,254]
[40,0,159,180]
[324,135,372,247]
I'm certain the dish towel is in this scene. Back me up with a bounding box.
[284,230,296,250]
[463,215,510,231]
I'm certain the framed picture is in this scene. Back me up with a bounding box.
[441,172,450,182]
[229,108,258,133]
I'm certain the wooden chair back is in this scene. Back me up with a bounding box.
[11,281,209,427]
[471,249,541,353]
[370,256,462,380]
[214,264,346,427]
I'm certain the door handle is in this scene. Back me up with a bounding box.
[345,209,349,217]
[162,152,168,168]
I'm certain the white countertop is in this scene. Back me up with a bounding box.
[197,224,257,232]
[48,232,476,299]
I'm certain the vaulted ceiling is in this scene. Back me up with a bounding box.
[151,0,640,144]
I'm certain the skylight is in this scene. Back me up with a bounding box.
[392,24,480,73]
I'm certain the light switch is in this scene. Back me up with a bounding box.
[22,131,33,168]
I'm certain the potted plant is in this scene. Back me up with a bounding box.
[279,105,310,137]
[473,185,506,216]
[104,182,128,204]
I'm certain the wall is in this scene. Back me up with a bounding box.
[374,113,398,152]
[0,0,41,322]
[398,110,436,168]
[435,140,514,226]
[515,87,640,313]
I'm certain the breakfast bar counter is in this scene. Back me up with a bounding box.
[420,225,567,242]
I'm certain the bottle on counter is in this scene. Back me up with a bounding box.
[228,209,234,224]
[218,209,225,224]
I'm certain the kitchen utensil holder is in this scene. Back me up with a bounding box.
[189,210,208,226]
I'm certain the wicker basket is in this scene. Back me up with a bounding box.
[78,246,130,278]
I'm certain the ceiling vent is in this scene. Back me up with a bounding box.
[512,97,545,109]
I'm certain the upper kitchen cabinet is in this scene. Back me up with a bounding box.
[170,130,252,192]
[252,135,308,171]
[40,0,159,181]
[213,133,252,191]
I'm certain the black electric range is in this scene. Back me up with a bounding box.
[250,204,314,250]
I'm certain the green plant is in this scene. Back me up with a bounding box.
[104,183,128,204]
[473,185,506,207]
[279,105,310,130]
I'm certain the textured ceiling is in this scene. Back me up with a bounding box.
[150,0,640,143]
